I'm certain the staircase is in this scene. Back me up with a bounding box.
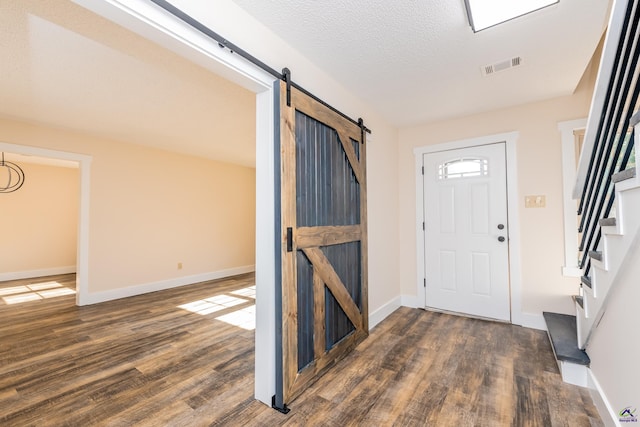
[577,153,640,350]
[544,0,640,389]
[544,117,639,387]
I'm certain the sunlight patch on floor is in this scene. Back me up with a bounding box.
[177,286,256,330]
[179,295,246,315]
[230,286,256,298]
[1,281,76,305]
[217,304,255,330]
[0,286,32,296]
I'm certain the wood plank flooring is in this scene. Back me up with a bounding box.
[0,274,603,426]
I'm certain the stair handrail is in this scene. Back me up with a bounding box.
[574,0,636,198]
[574,0,639,278]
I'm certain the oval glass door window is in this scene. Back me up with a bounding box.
[438,157,488,179]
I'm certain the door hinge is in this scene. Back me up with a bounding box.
[422,221,425,231]
[421,166,424,175]
[423,278,426,288]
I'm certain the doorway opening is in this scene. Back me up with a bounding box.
[422,142,510,321]
[414,131,523,325]
[0,143,91,305]
[2,0,277,406]
[0,151,80,305]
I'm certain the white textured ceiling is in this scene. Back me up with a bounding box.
[0,0,611,162]
[233,0,611,125]
[0,0,256,167]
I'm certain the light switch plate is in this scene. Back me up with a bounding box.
[525,195,546,208]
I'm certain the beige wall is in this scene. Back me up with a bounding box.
[0,117,255,293]
[167,0,402,316]
[587,235,640,422]
[398,87,594,320]
[0,162,79,273]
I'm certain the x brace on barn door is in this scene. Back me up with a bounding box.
[276,80,369,409]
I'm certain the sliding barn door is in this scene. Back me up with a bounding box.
[276,80,368,405]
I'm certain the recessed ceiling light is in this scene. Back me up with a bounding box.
[465,0,559,32]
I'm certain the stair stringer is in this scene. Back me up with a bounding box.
[577,174,640,349]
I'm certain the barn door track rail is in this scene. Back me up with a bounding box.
[148,0,371,136]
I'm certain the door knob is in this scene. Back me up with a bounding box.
[498,236,505,242]
[497,224,505,230]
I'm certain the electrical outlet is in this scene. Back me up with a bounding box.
[525,195,546,208]
[177,262,183,270]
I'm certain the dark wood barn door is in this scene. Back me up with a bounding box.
[277,80,368,405]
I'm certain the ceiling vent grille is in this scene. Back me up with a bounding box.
[481,56,523,76]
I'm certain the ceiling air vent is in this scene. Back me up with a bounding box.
[481,56,523,76]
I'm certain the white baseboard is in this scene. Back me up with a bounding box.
[81,265,255,305]
[369,296,401,330]
[0,266,76,282]
[588,369,620,427]
[520,312,547,330]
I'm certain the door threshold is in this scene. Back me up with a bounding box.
[421,306,511,324]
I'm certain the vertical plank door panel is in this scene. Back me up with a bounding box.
[277,81,368,405]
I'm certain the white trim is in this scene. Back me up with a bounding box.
[505,136,523,325]
[558,118,587,277]
[413,132,523,325]
[369,297,402,330]
[77,152,92,306]
[253,88,276,406]
[414,149,427,307]
[82,265,255,305]
[70,0,278,406]
[0,142,92,307]
[0,266,77,282]
[71,0,273,93]
[520,312,547,330]
[588,369,621,427]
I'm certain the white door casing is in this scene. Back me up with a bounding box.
[423,143,511,321]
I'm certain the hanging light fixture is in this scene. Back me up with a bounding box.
[0,152,25,193]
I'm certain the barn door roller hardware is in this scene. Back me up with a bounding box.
[282,68,292,107]
[148,0,370,136]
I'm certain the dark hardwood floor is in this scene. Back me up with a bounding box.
[0,274,603,426]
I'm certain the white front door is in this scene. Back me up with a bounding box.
[423,142,510,321]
